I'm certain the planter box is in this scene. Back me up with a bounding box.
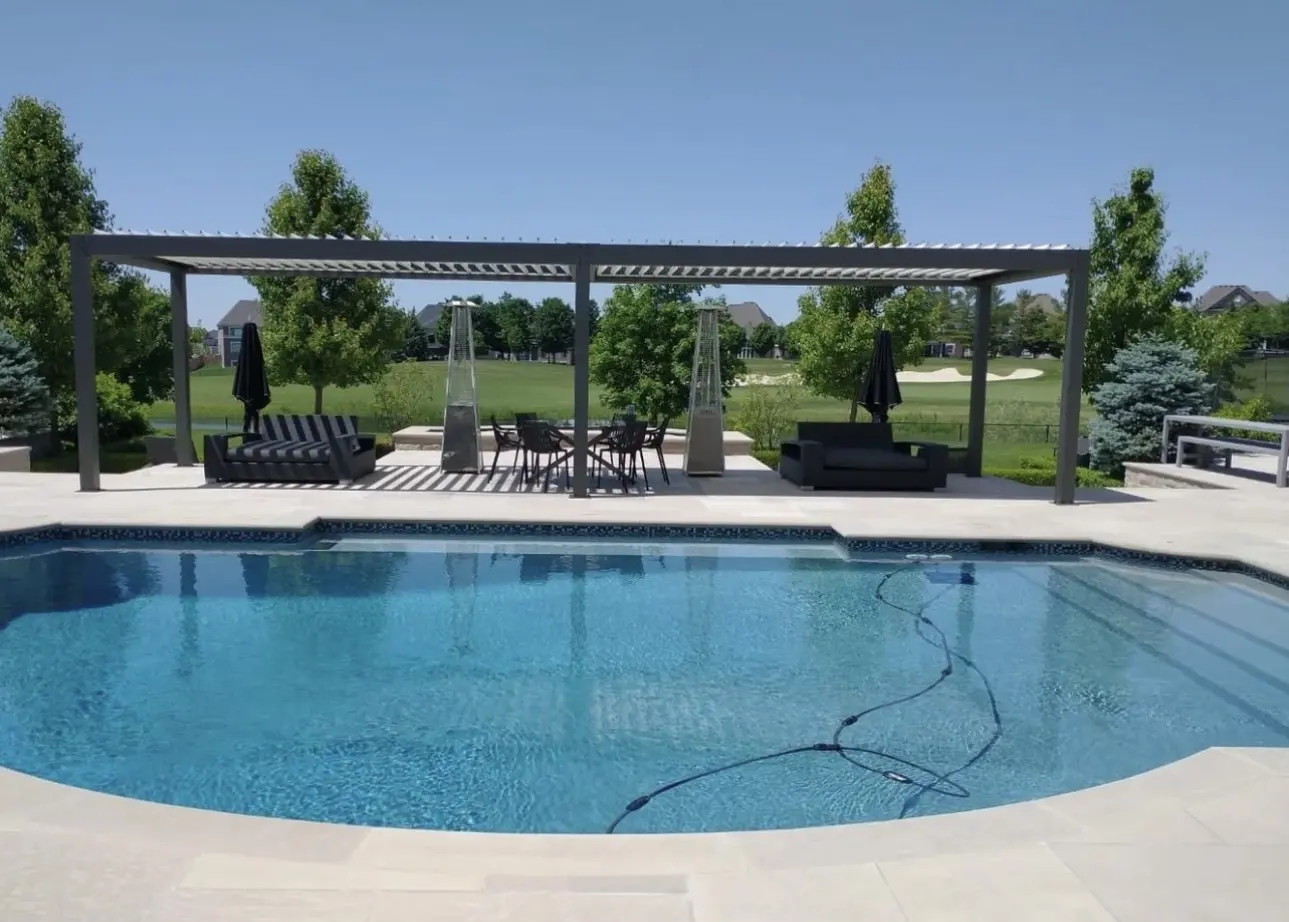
[0,446,31,472]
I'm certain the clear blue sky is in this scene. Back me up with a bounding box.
[3,0,1286,327]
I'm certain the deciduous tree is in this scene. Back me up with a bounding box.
[534,296,574,360]
[589,286,745,422]
[0,96,170,433]
[792,163,936,420]
[748,321,778,358]
[1083,167,1205,392]
[250,150,403,413]
[494,293,535,358]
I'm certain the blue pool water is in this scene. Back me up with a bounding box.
[2,537,1288,834]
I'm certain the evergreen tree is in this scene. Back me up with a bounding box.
[1090,335,1214,477]
[0,325,48,435]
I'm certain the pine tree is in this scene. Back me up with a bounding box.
[0,325,48,435]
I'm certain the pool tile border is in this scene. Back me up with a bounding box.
[2,519,1287,590]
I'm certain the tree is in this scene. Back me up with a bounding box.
[989,299,1017,357]
[372,361,435,432]
[589,286,746,422]
[1011,290,1052,357]
[393,310,433,362]
[1163,308,1247,400]
[250,150,403,413]
[791,163,936,421]
[534,296,574,360]
[749,321,778,358]
[494,293,535,358]
[1083,167,1205,393]
[189,325,210,356]
[1090,335,1214,478]
[0,96,169,435]
[0,324,47,435]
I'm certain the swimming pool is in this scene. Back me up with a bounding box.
[1,532,1287,834]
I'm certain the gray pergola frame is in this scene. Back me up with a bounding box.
[69,232,1091,503]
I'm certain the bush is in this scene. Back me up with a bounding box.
[0,324,48,435]
[1089,336,1214,479]
[730,384,801,451]
[1212,395,1277,442]
[372,362,437,433]
[750,447,780,469]
[986,464,1120,488]
[57,373,152,445]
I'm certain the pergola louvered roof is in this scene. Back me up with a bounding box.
[79,231,1087,286]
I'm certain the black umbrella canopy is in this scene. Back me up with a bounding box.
[860,329,902,424]
[231,322,271,433]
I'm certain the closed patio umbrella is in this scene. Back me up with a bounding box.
[860,329,902,423]
[231,322,271,434]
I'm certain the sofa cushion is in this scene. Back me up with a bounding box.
[824,447,926,472]
[226,439,332,463]
[262,414,360,453]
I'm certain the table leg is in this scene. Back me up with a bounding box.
[1161,418,1171,463]
[1278,432,1288,488]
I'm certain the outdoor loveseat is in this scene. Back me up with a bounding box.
[204,414,376,484]
[779,422,948,491]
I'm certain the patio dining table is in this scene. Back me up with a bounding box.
[526,420,637,488]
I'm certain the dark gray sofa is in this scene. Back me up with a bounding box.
[204,413,377,484]
[779,422,948,491]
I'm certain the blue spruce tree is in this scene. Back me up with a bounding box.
[0,325,48,436]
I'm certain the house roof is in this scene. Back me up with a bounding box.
[1193,285,1280,312]
[724,301,775,331]
[416,302,445,329]
[78,232,1086,287]
[215,298,261,328]
[1028,293,1062,314]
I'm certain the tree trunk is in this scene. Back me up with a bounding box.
[313,385,324,414]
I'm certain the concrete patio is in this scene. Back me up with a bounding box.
[1,464,1288,920]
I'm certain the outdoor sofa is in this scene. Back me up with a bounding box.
[204,414,376,484]
[779,422,948,491]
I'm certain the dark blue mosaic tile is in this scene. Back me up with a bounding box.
[2,519,1287,590]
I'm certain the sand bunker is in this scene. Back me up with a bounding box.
[735,367,1043,387]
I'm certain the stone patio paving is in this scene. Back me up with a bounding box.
[2,460,1288,920]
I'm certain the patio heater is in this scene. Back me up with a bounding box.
[683,305,725,475]
[441,298,482,473]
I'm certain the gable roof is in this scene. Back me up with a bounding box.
[215,299,261,328]
[1193,285,1280,312]
[724,301,775,332]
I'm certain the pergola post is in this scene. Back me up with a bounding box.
[965,283,992,477]
[1054,263,1090,505]
[170,271,195,466]
[71,238,100,492]
[571,257,591,498]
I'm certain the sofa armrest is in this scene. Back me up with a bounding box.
[355,433,377,453]
[895,440,949,486]
[203,432,244,459]
[781,439,826,475]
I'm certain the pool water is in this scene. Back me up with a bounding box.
[1,538,1288,834]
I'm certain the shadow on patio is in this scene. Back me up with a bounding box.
[202,452,1146,504]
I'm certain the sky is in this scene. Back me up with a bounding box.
[3,0,1286,328]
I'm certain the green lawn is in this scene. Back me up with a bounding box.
[148,356,1078,469]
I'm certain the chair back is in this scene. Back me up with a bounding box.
[515,412,538,428]
[519,420,550,452]
[796,421,893,451]
[620,420,649,452]
[644,418,671,449]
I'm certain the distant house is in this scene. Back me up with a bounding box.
[723,301,776,357]
[416,302,446,336]
[1192,285,1280,313]
[214,299,262,367]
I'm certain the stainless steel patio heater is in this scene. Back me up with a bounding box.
[442,298,482,473]
[683,305,725,475]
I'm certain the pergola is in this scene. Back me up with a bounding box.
[68,232,1091,503]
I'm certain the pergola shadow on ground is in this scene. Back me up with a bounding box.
[69,232,1091,502]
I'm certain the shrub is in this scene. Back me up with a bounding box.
[372,362,437,433]
[1089,336,1214,478]
[730,384,801,451]
[986,465,1120,488]
[0,324,48,435]
[750,447,780,469]
[1212,395,1277,442]
[57,373,152,445]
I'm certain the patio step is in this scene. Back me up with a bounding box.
[392,426,753,456]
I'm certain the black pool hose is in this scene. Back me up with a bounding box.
[605,565,1003,833]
